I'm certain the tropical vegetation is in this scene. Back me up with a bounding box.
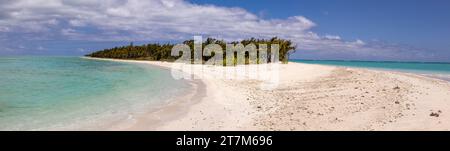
[86,37,296,64]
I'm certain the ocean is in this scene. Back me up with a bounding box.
[291,59,450,81]
[0,56,190,130]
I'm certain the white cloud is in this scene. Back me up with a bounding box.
[0,26,9,32]
[354,39,365,45]
[68,19,86,27]
[0,0,437,61]
[323,35,341,40]
[77,48,87,52]
[61,28,79,36]
[0,0,322,42]
[37,46,45,50]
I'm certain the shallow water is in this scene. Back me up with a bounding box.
[291,59,450,81]
[0,56,190,130]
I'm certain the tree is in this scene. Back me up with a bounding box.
[86,37,296,64]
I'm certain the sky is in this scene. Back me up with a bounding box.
[0,0,449,62]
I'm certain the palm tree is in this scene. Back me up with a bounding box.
[86,37,296,64]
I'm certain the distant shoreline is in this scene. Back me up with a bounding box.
[291,59,450,82]
[291,59,450,64]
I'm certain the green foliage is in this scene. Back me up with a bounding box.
[86,37,296,64]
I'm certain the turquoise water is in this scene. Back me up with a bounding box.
[0,57,190,130]
[291,60,450,80]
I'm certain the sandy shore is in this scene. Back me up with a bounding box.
[84,57,450,131]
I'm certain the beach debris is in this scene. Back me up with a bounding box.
[430,110,441,117]
[406,103,411,110]
[329,107,335,111]
[430,112,440,117]
[394,101,400,104]
[393,86,400,90]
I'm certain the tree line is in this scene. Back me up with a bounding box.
[86,37,296,64]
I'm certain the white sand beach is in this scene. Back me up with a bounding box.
[84,57,450,131]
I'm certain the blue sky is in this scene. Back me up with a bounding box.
[191,0,450,47]
[0,0,449,62]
